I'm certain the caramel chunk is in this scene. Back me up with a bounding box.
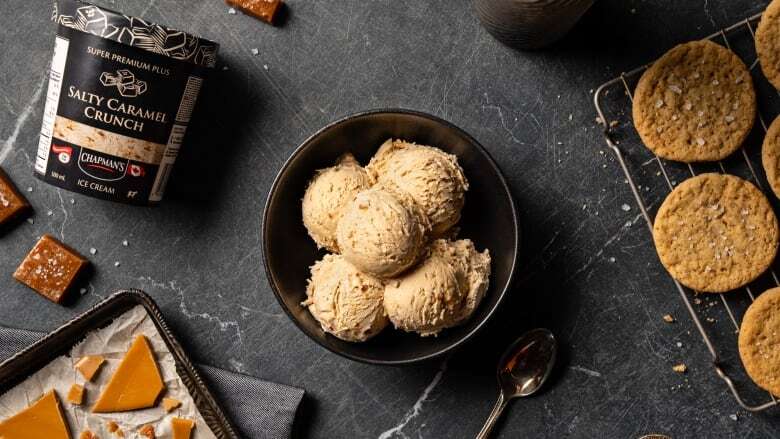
[92,335,165,413]
[106,420,124,436]
[139,424,155,438]
[171,418,195,439]
[0,391,71,439]
[80,430,98,439]
[75,355,106,381]
[67,383,85,405]
[0,167,31,228]
[13,234,89,303]
[162,397,182,412]
[106,421,120,433]
[226,0,281,24]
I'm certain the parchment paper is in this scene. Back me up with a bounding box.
[0,305,217,438]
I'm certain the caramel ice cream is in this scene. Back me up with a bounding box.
[336,186,430,278]
[431,239,491,324]
[303,254,388,342]
[367,139,468,236]
[302,154,371,252]
[384,239,491,336]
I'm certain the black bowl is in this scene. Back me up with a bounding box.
[262,109,519,365]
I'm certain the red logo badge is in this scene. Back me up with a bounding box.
[52,145,72,164]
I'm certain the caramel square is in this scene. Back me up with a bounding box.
[67,383,85,405]
[13,235,89,304]
[0,167,31,227]
[226,0,282,24]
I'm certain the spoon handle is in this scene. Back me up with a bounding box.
[476,391,509,439]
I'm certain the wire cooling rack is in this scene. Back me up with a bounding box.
[593,12,780,412]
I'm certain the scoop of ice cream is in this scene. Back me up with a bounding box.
[384,238,491,336]
[302,154,371,252]
[383,249,465,336]
[302,254,388,342]
[367,139,468,236]
[336,186,429,278]
[430,239,491,324]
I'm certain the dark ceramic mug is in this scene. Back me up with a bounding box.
[474,0,595,49]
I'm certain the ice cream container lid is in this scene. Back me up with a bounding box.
[52,0,219,68]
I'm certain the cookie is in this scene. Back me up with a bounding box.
[653,173,778,292]
[632,40,756,162]
[757,0,780,90]
[762,115,780,199]
[739,287,780,396]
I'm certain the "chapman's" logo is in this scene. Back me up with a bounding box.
[77,150,128,181]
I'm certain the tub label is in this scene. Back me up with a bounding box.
[36,22,208,205]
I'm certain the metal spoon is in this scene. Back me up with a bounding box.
[476,328,557,439]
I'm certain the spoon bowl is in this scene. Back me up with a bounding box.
[499,328,557,398]
[476,328,557,438]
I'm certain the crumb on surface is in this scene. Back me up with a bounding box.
[663,314,675,323]
[673,364,687,373]
[139,424,155,438]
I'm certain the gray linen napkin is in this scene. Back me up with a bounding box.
[0,325,304,439]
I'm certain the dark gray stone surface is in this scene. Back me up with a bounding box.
[1,0,780,437]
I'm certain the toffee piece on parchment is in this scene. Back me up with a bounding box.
[0,167,31,227]
[226,0,282,24]
[13,234,89,304]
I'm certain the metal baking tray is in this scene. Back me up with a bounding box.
[593,13,780,412]
[0,289,240,438]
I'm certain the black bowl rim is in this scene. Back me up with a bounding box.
[261,108,519,365]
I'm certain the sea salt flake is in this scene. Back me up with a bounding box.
[725,114,735,123]
[251,48,259,56]
[712,79,720,85]
[669,84,682,94]
[655,99,664,108]
[89,248,97,255]
[621,203,631,212]
[696,138,706,146]
[228,7,236,14]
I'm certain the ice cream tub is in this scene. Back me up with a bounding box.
[35,0,219,205]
